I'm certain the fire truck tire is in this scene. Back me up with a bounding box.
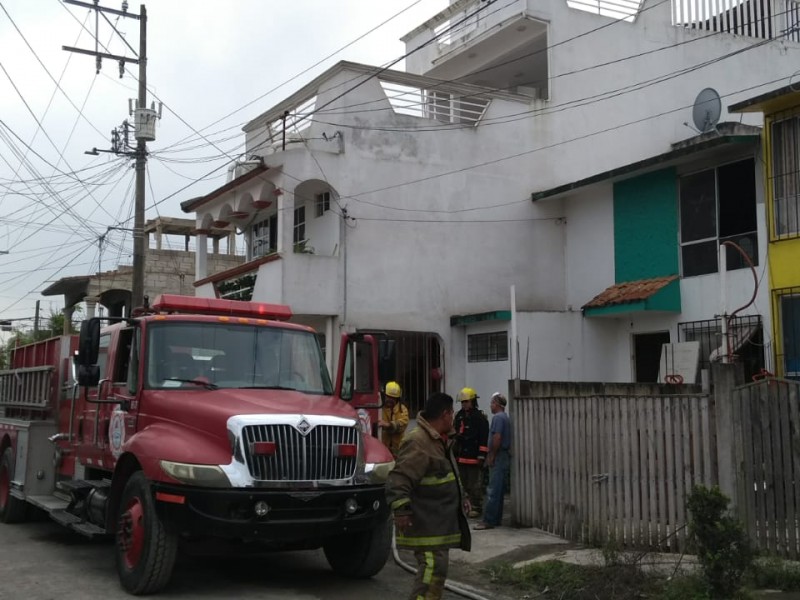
[0,448,27,524]
[115,472,178,595]
[323,516,392,578]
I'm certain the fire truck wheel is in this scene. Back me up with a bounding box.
[323,516,392,578]
[115,472,178,595]
[0,447,27,524]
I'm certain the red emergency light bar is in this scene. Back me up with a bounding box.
[151,294,292,321]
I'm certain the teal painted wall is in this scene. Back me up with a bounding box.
[613,168,680,282]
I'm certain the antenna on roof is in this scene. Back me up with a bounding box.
[690,88,722,134]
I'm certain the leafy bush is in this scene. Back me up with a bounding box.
[747,556,800,591]
[686,484,754,599]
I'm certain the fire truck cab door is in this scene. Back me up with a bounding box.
[75,327,136,466]
[103,327,139,464]
[334,333,381,437]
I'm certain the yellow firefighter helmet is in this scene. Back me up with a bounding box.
[457,387,478,402]
[385,381,402,398]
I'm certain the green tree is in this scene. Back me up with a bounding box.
[0,306,82,369]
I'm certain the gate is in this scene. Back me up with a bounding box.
[731,377,800,558]
[512,381,716,552]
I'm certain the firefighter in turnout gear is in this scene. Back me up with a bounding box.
[454,387,489,518]
[386,392,471,600]
[378,381,409,457]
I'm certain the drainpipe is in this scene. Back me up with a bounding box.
[510,285,518,380]
[342,207,348,327]
[719,244,729,363]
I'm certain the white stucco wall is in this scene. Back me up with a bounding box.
[189,0,792,386]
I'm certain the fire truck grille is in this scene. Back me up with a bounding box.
[241,424,359,482]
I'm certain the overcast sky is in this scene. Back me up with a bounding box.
[0,0,447,326]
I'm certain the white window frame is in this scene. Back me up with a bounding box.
[678,158,758,277]
[251,215,276,259]
[315,192,331,218]
[293,205,306,245]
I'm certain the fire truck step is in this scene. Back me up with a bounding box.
[50,509,108,538]
[56,479,111,492]
[26,495,69,512]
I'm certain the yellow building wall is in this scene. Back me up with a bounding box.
[764,105,800,376]
[770,239,800,290]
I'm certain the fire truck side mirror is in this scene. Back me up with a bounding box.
[77,364,101,387]
[77,318,101,368]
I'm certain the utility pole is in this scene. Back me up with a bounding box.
[132,5,147,311]
[33,300,40,337]
[64,2,157,312]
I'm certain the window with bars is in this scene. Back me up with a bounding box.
[467,331,508,363]
[678,315,764,382]
[776,288,800,379]
[771,115,800,238]
[679,158,758,277]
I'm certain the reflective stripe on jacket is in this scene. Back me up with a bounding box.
[380,402,409,456]
[453,408,489,463]
[385,415,471,552]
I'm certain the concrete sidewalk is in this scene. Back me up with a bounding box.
[452,520,571,566]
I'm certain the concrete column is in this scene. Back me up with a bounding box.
[85,297,98,320]
[63,305,74,335]
[277,190,286,254]
[325,316,334,377]
[212,236,220,254]
[713,362,745,514]
[195,230,209,281]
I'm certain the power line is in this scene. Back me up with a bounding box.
[326,73,792,218]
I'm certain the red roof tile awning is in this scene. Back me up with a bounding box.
[582,275,680,316]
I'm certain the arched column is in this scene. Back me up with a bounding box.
[84,296,98,320]
[195,229,209,281]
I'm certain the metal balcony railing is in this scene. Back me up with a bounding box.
[672,0,800,41]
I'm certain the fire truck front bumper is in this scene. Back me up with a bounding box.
[151,483,389,543]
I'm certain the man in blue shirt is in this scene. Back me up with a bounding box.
[474,392,511,530]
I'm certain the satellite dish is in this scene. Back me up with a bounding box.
[692,88,721,133]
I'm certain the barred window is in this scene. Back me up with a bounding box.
[771,115,800,238]
[777,288,800,379]
[468,331,508,362]
[678,315,763,382]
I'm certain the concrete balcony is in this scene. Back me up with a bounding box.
[402,0,549,99]
[208,252,341,317]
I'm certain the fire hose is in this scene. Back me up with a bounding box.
[391,527,491,600]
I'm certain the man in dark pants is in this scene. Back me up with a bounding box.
[454,387,489,518]
[386,392,472,599]
[475,392,511,530]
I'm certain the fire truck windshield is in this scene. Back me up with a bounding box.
[146,322,332,394]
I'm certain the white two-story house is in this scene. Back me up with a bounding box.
[183,0,798,411]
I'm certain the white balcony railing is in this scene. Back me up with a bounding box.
[380,81,491,126]
[567,0,644,21]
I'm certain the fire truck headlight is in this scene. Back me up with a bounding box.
[364,460,395,484]
[160,460,231,487]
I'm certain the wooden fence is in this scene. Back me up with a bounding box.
[510,367,800,557]
[731,377,800,558]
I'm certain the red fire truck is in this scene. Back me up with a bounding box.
[0,294,393,595]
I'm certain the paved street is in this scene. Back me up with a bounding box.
[0,518,467,599]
